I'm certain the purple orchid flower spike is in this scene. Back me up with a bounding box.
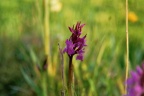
[63,22,87,96]
[126,63,144,96]
[63,22,87,61]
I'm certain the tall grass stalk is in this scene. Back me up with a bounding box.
[58,44,65,96]
[35,0,43,33]
[125,0,129,94]
[43,0,52,75]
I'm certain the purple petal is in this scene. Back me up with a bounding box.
[136,66,143,75]
[65,40,75,55]
[68,27,75,33]
[76,53,83,61]
[134,84,144,96]
[130,71,140,81]
[80,24,85,28]
[127,77,134,85]
[142,63,144,70]
[134,84,142,93]
[63,47,67,53]
[77,49,84,54]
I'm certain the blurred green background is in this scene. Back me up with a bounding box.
[0,0,144,96]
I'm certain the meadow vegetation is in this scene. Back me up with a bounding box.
[0,0,144,96]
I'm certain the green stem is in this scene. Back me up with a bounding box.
[68,55,74,96]
[42,73,47,96]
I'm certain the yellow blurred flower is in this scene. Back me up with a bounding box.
[128,12,138,23]
[50,0,62,12]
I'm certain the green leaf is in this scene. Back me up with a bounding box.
[21,68,42,96]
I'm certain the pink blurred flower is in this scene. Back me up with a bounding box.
[126,63,144,96]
